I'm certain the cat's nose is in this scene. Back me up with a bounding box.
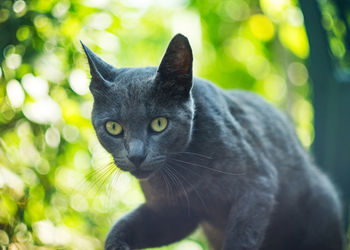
[128,154,146,167]
[127,139,146,167]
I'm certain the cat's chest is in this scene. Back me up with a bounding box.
[140,175,234,220]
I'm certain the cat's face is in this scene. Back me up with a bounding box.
[82,34,194,179]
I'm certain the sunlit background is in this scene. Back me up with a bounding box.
[0,0,348,249]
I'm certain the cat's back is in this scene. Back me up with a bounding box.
[193,77,290,131]
[192,77,345,250]
[224,89,293,138]
[192,79,302,162]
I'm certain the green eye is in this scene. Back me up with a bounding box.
[150,117,168,132]
[105,121,123,136]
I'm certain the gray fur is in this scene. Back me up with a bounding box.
[82,34,345,250]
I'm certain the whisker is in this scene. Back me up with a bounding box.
[167,151,213,160]
[89,167,116,195]
[84,162,114,180]
[168,162,208,212]
[160,169,171,199]
[81,162,117,195]
[77,163,113,190]
[107,170,118,208]
[163,166,179,202]
[165,165,191,214]
[148,156,166,164]
[153,155,167,160]
[148,158,165,164]
[162,167,177,203]
[113,170,122,187]
[169,162,203,178]
[168,158,245,176]
[107,169,123,208]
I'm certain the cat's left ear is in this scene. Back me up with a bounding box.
[156,34,193,98]
[80,41,115,90]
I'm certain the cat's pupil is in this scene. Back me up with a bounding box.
[112,123,116,130]
[158,120,161,127]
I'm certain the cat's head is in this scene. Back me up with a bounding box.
[82,34,194,179]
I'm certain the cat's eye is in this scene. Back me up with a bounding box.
[150,117,168,133]
[105,121,123,136]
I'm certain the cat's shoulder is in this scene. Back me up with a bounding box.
[220,87,270,105]
[193,77,265,103]
[193,78,278,114]
[225,89,290,127]
[193,78,291,131]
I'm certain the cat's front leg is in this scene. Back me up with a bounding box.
[222,188,276,250]
[105,203,199,250]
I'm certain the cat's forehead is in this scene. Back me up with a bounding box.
[114,67,156,86]
[93,67,161,116]
[106,67,155,101]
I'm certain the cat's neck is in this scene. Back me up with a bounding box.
[188,78,242,157]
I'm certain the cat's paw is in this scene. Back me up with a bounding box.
[105,241,130,250]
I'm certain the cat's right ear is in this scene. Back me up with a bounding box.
[81,41,115,91]
[156,34,193,99]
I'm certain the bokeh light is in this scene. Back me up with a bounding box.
[0,0,330,249]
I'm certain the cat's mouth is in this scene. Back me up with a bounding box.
[114,158,161,180]
[130,168,156,180]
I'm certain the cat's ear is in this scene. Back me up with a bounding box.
[80,41,115,89]
[156,34,193,98]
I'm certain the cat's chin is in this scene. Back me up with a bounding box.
[130,169,156,180]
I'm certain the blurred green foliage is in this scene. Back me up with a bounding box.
[318,0,350,71]
[0,0,337,249]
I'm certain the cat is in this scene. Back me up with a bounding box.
[81,34,345,250]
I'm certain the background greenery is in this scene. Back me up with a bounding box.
[0,0,347,249]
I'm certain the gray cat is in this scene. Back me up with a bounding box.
[81,34,345,250]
